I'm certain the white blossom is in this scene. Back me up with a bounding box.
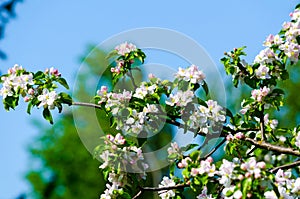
[37,88,58,109]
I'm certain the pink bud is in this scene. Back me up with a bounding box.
[191,168,199,176]
[241,163,247,171]
[178,163,184,169]
[245,172,251,178]
[110,68,115,73]
[235,132,244,139]
[24,96,30,102]
[247,193,252,198]
[257,162,266,169]
[111,145,117,150]
[148,73,155,79]
[28,88,35,95]
[206,157,213,163]
[238,174,244,180]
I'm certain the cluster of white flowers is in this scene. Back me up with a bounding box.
[190,157,216,177]
[115,42,137,56]
[0,64,34,99]
[264,114,278,130]
[96,88,132,115]
[240,157,266,179]
[167,142,181,158]
[99,133,149,174]
[110,60,124,74]
[122,104,160,135]
[166,90,194,107]
[251,86,270,102]
[100,171,126,199]
[188,100,226,133]
[37,88,58,109]
[254,48,279,66]
[158,176,176,199]
[264,169,300,198]
[133,82,157,99]
[218,159,236,187]
[196,187,214,199]
[175,64,206,84]
[294,128,300,149]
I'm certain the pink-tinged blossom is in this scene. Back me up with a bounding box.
[49,67,61,77]
[254,48,278,64]
[7,64,23,75]
[0,85,13,99]
[255,65,271,79]
[99,150,111,169]
[197,187,214,199]
[167,142,180,156]
[158,176,176,199]
[264,191,278,199]
[264,114,278,130]
[178,157,191,168]
[37,88,58,109]
[275,169,292,187]
[166,90,194,107]
[290,9,300,21]
[295,129,300,149]
[291,178,300,193]
[251,86,270,102]
[175,64,206,84]
[115,42,137,56]
[240,157,265,179]
[218,159,235,187]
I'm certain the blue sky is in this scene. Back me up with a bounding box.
[0,0,299,198]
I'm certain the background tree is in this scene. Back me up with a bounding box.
[0,0,21,59]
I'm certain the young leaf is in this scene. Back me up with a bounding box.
[56,77,69,89]
[42,108,53,124]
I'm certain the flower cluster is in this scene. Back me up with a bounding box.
[166,90,194,107]
[115,42,137,56]
[99,133,148,172]
[251,86,270,102]
[133,82,157,99]
[175,64,206,84]
[37,88,58,109]
[158,176,176,199]
[264,169,300,198]
[188,100,226,133]
[0,64,34,100]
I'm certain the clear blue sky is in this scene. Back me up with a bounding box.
[0,0,298,198]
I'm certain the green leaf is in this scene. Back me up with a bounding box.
[33,71,45,79]
[42,108,53,124]
[59,93,73,105]
[27,101,33,114]
[190,150,200,161]
[180,144,198,152]
[202,81,209,95]
[57,77,69,89]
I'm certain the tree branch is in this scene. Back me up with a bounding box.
[72,101,102,109]
[201,138,227,160]
[270,160,300,173]
[259,106,266,141]
[244,137,300,156]
[132,184,188,199]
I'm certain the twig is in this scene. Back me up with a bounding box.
[259,106,266,141]
[132,184,188,199]
[270,160,300,173]
[201,138,227,160]
[127,70,138,89]
[132,190,142,199]
[244,137,300,156]
[72,101,102,109]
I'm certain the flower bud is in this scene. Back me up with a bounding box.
[24,96,30,102]
[28,88,35,95]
